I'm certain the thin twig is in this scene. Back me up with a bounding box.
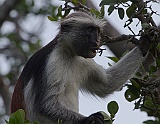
[101,34,139,45]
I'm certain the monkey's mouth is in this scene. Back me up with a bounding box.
[89,47,99,57]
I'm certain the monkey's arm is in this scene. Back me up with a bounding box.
[33,100,84,123]
[32,87,104,124]
[81,47,144,97]
[104,47,144,93]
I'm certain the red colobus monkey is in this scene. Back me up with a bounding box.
[11,12,150,124]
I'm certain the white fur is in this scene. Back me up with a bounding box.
[45,45,144,113]
[23,41,144,124]
[61,12,106,29]
[24,80,35,121]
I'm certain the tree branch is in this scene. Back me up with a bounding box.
[101,34,138,44]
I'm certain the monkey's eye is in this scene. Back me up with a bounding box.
[97,28,100,34]
[86,26,100,35]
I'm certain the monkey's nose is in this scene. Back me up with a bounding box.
[96,40,101,47]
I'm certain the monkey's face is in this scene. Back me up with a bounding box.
[85,26,101,58]
[72,25,101,58]
[60,12,105,58]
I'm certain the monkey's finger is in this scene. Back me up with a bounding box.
[94,117,105,124]
[94,112,104,122]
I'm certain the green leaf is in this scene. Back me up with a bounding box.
[90,8,101,18]
[130,79,140,89]
[135,72,143,78]
[24,120,30,123]
[100,0,118,6]
[142,9,147,14]
[57,119,63,124]
[107,101,119,117]
[156,58,160,68]
[100,0,129,6]
[47,16,57,21]
[63,9,70,18]
[72,0,79,4]
[57,5,62,17]
[108,5,114,15]
[126,3,136,18]
[144,99,154,108]
[99,112,112,124]
[134,98,142,109]
[100,5,105,18]
[81,0,86,4]
[118,8,124,20]
[149,65,157,73]
[107,56,119,63]
[8,109,25,124]
[108,62,112,67]
[141,23,150,29]
[31,0,34,6]
[100,111,111,121]
[125,89,139,102]
[157,42,160,50]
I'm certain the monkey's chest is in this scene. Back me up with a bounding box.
[58,79,79,112]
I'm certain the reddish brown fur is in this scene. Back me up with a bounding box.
[11,78,26,113]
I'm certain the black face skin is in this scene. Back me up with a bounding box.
[72,25,101,58]
[60,19,102,58]
[86,26,101,57]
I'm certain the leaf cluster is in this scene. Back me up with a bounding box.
[47,0,105,21]
[5,109,39,124]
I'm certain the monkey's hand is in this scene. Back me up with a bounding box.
[80,112,104,124]
[138,34,151,57]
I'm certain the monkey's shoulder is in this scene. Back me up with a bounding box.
[19,37,59,87]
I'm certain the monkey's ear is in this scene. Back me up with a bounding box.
[61,24,71,32]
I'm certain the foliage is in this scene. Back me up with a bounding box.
[99,0,160,123]
[100,101,119,124]
[5,109,39,124]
